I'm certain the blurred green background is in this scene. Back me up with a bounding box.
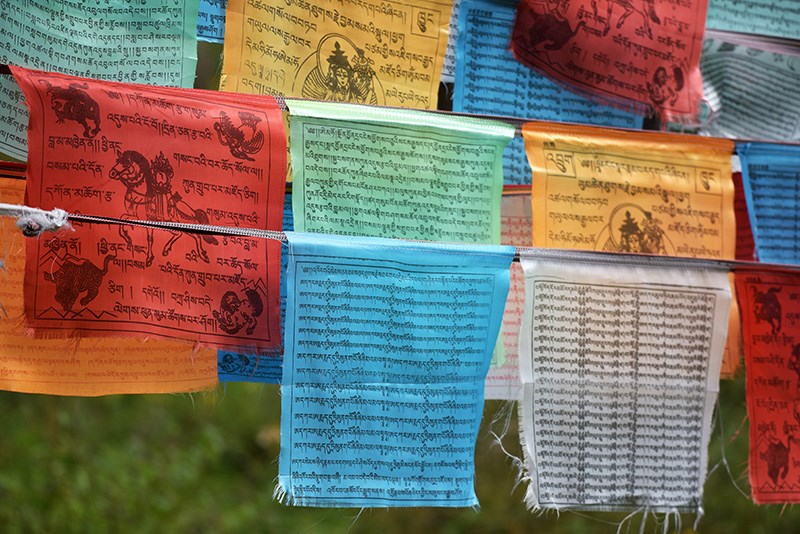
[1,376,798,533]
[2,42,798,534]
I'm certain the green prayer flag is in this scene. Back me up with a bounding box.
[287,99,514,244]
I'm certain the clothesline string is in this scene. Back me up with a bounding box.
[0,202,794,275]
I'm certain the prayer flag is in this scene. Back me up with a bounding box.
[485,188,531,400]
[278,232,514,506]
[198,0,227,43]
[700,39,800,142]
[288,99,513,243]
[738,143,800,265]
[0,0,199,160]
[221,0,454,110]
[737,272,800,504]
[706,0,800,40]
[0,177,217,396]
[14,67,286,350]
[510,0,708,123]
[518,254,730,511]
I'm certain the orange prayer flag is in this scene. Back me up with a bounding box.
[12,67,287,351]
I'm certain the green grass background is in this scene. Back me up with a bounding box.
[1,376,798,533]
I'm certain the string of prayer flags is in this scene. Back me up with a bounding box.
[198,0,227,43]
[13,67,286,350]
[0,177,218,396]
[0,0,199,160]
[217,193,294,383]
[737,272,800,503]
[738,143,800,265]
[277,232,514,507]
[220,0,453,110]
[509,0,708,123]
[287,99,514,243]
[517,254,730,512]
[706,0,800,40]
[700,39,800,142]
[522,122,742,376]
[453,0,642,184]
[485,189,531,400]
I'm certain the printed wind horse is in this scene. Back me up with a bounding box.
[108,149,218,266]
[14,67,286,349]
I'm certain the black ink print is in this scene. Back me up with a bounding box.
[647,66,683,107]
[219,352,251,374]
[213,111,265,161]
[109,149,218,266]
[213,289,264,335]
[591,0,660,39]
[300,36,381,105]
[615,209,667,254]
[761,435,791,485]
[43,253,114,313]
[43,81,101,138]
[788,344,800,388]
[527,4,587,51]
[752,287,782,335]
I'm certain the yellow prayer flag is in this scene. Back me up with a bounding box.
[221,0,453,110]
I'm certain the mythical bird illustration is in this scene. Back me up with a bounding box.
[213,111,265,161]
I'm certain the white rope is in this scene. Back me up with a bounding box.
[0,202,70,237]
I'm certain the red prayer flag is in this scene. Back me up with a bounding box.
[738,272,800,503]
[734,171,756,261]
[510,0,707,123]
[13,67,286,351]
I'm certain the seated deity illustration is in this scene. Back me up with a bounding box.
[597,204,672,255]
[299,35,384,105]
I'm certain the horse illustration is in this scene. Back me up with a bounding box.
[591,0,660,39]
[42,80,101,138]
[108,150,218,266]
